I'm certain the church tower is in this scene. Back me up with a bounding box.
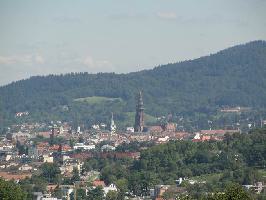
[110,112,116,134]
[134,91,144,132]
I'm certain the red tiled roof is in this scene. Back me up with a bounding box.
[37,142,49,147]
[38,132,51,138]
[93,180,106,187]
[200,129,238,135]
[201,135,211,141]
[0,171,32,181]
[46,144,72,151]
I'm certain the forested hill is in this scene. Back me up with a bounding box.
[0,40,266,127]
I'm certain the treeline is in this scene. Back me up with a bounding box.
[0,41,266,128]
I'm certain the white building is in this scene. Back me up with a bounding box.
[92,124,100,130]
[101,144,115,151]
[73,143,95,150]
[157,136,169,142]
[193,132,201,140]
[43,154,54,163]
[126,127,134,133]
[19,164,32,171]
[103,184,118,196]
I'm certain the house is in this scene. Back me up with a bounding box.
[73,143,95,150]
[93,179,106,187]
[92,124,100,130]
[42,154,54,163]
[126,127,134,133]
[192,132,225,142]
[101,144,115,151]
[19,164,32,171]
[36,142,50,154]
[49,144,72,152]
[191,129,240,142]
[60,159,83,175]
[103,183,118,196]
[5,154,12,161]
[156,136,169,144]
[0,162,18,169]
[0,143,14,151]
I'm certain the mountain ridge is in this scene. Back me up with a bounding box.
[0,40,266,127]
[3,40,265,86]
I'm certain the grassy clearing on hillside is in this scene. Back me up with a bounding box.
[74,96,122,104]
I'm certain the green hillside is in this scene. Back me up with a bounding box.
[0,41,265,128]
[74,96,123,104]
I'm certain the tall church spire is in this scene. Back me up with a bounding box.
[110,112,116,134]
[134,91,144,132]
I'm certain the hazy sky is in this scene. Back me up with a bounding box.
[0,0,266,86]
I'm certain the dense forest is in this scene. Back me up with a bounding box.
[0,40,266,128]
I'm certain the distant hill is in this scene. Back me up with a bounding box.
[0,40,266,128]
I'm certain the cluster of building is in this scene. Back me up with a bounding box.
[1,91,262,199]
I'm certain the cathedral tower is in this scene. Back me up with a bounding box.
[110,112,116,134]
[134,91,144,132]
